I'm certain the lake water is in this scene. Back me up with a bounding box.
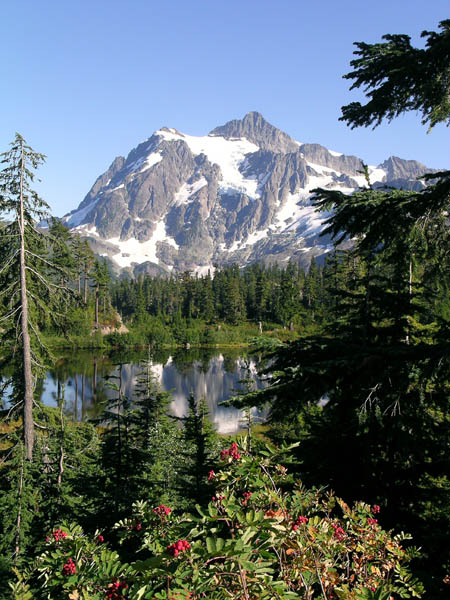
[41,347,268,433]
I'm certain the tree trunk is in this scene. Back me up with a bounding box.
[19,141,34,461]
[74,375,78,422]
[81,373,86,420]
[93,360,98,403]
[95,285,99,328]
[14,445,25,561]
[406,259,413,345]
[57,386,65,488]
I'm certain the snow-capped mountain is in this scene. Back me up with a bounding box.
[63,112,432,275]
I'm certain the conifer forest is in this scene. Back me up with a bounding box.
[0,20,449,600]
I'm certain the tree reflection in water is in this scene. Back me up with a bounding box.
[41,348,267,434]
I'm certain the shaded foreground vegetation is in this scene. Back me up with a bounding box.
[9,444,425,599]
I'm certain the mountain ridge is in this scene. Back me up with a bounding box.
[62,112,434,276]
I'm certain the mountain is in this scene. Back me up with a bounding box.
[62,112,433,276]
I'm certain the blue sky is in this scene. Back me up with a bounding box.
[1,0,448,216]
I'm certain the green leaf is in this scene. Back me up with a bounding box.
[136,585,149,600]
[215,538,225,552]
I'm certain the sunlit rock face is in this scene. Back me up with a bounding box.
[63,112,434,276]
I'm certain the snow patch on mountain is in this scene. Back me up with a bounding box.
[156,129,260,197]
[368,166,386,184]
[107,219,178,268]
[229,228,269,252]
[306,162,338,176]
[351,165,387,188]
[139,152,163,173]
[175,177,208,204]
[74,224,99,237]
[65,199,99,227]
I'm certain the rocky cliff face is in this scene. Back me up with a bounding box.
[63,112,434,276]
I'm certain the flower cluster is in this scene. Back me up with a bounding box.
[61,558,76,576]
[242,491,252,506]
[220,442,241,461]
[372,504,381,514]
[367,518,378,527]
[105,580,128,598]
[96,534,105,543]
[292,515,309,531]
[207,470,215,481]
[132,521,142,531]
[153,504,172,516]
[212,494,225,503]
[331,522,346,541]
[51,528,67,542]
[167,539,191,557]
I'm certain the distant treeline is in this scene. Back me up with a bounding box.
[111,260,329,327]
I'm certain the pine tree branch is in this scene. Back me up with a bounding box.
[0,281,19,299]
[0,249,19,275]
[25,249,73,276]
[27,319,46,353]
[0,305,22,323]
[24,265,67,291]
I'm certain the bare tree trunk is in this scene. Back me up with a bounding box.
[93,360,98,404]
[95,285,99,328]
[74,375,78,422]
[57,385,65,488]
[81,372,86,420]
[83,275,88,304]
[406,259,413,345]
[14,445,25,561]
[19,141,34,461]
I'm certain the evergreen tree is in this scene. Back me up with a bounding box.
[91,258,111,328]
[129,354,182,507]
[177,393,218,506]
[0,134,75,460]
[250,21,450,597]
[81,239,95,304]
[48,218,76,288]
[92,363,135,526]
[340,19,450,130]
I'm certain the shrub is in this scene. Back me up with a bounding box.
[10,444,424,599]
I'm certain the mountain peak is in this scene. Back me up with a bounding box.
[210,112,299,154]
[63,114,435,277]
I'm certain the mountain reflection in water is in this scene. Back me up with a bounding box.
[41,348,267,434]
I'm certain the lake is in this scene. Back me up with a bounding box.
[40,347,268,434]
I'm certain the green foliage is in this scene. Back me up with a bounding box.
[110,262,317,333]
[11,446,424,599]
[340,19,450,130]
[176,394,220,507]
[248,19,450,598]
[9,522,133,599]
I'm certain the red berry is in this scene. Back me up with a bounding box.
[52,528,68,542]
[62,558,76,576]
